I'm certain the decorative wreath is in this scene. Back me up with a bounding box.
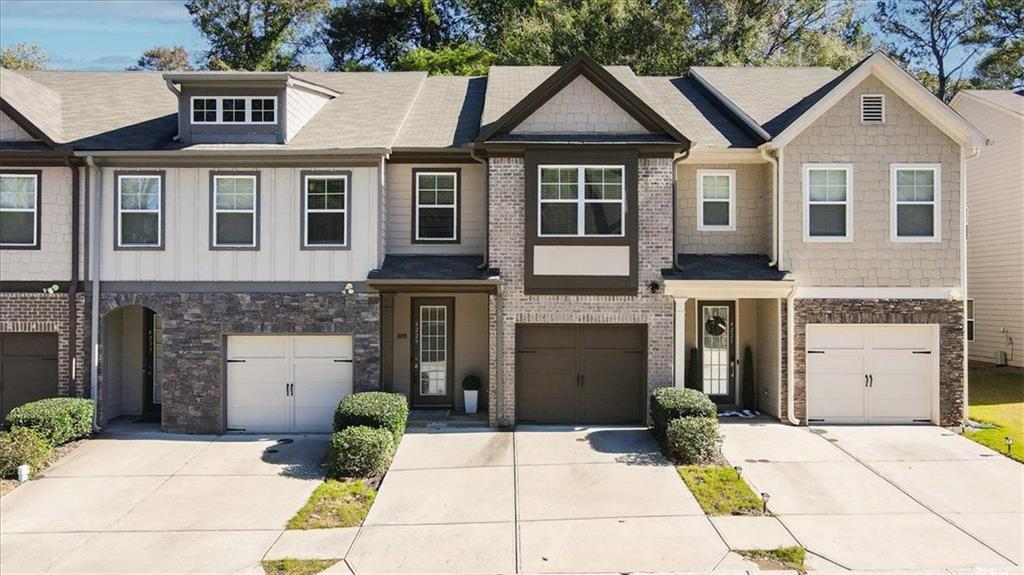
[704,316,727,337]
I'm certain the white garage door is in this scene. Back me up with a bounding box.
[227,335,353,433]
[806,324,937,424]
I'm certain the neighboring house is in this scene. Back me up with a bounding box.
[0,51,985,433]
[951,90,1024,368]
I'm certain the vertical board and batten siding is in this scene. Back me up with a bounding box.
[285,86,330,142]
[1,111,36,141]
[97,166,379,282]
[782,76,962,287]
[384,163,486,255]
[954,96,1024,366]
[675,162,770,255]
[0,166,76,281]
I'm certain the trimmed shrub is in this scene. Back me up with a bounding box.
[5,398,94,446]
[650,387,716,439]
[0,426,53,478]
[333,392,408,440]
[462,374,482,391]
[326,426,395,479]
[666,417,722,464]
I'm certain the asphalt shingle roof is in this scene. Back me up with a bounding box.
[368,255,498,281]
[393,75,486,148]
[961,90,1024,117]
[662,254,791,281]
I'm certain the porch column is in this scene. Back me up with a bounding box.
[674,297,687,387]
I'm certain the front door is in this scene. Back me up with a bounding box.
[411,298,454,408]
[698,301,736,405]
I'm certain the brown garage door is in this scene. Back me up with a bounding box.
[0,333,58,420]
[516,325,645,424]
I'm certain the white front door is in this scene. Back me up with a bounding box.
[806,324,936,424]
[227,335,353,432]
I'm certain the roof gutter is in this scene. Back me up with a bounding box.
[72,148,391,158]
[689,70,772,141]
[671,149,690,270]
[759,144,779,266]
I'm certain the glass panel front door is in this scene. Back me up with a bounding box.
[700,302,735,400]
[418,305,448,397]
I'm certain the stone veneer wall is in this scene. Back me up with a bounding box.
[0,292,87,397]
[97,291,380,433]
[791,298,964,426]
[487,156,675,426]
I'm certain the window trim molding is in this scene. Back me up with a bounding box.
[537,164,627,238]
[114,171,166,251]
[300,170,352,251]
[0,169,42,250]
[860,93,886,124]
[412,168,461,244]
[209,171,260,251]
[696,169,736,231]
[190,96,278,125]
[802,163,854,243]
[890,163,942,243]
[966,298,975,342]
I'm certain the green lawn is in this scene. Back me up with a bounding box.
[737,547,806,573]
[677,465,764,515]
[261,559,339,575]
[966,363,1024,463]
[287,479,376,529]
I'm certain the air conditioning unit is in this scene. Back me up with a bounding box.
[995,351,1008,366]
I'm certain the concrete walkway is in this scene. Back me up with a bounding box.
[720,421,1024,572]
[0,427,328,573]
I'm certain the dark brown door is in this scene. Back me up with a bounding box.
[411,298,455,408]
[697,301,736,405]
[0,333,59,420]
[516,325,645,424]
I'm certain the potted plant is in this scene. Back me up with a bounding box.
[462,375,482,414]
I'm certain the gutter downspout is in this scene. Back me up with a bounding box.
[786,287,799,425]
[961,144,981,424]
[470,145,490,270]
[671,150,690,270]
[86,156,101,432]
[759,145,779,266]
[66,158,80,392]
[777,148,785,271]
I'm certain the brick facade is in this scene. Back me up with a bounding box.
[487,156,675,426]
[790,298,965,426]
[97,291,380,433]
[0,292,87,397]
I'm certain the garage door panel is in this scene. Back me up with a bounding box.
[517,326,576,350]
[807,325,867,349]
[229,336,288,358]
[293,360,352,432]
[581,326,644,350]
[807,351,867,423]
[294,335,353,359]
[581,352,643,423]
[869,325,932,350]
[517,352,577,423]
[1,334,60,420]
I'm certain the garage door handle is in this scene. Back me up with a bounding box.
[865,374,869,387]
[869,374,873,387]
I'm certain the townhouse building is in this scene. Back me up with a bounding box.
[0,51,984,433]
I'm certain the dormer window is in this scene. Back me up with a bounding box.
[191,96,277,125]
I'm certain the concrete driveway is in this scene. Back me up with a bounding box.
[345,425,734,574]
[720,421,1024,572]
[0,427,327,574]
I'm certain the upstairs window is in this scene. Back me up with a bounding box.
[191,97,277,124]
[0,172,39,248]
[117,173,163,248]
[212,174,258,248]
[415,171,458,242]
[539,165,625,237]
[303,173,347,248]
[803,164,852,241]
[861,94,885,124]
[892,164,940,241]
[697,169,735,231]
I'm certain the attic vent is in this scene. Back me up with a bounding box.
[861,94,885,124]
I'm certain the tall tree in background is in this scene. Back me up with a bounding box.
[874,0,987,102]
[128,46,193,71]
[973,0,1024,89]
[0,43,51,70]
[186,0,329,70]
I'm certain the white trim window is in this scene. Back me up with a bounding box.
[891,164,941,242]
[803,164,853,242]
[0,173,39,247]
[538,165,625,237]
[415,171,458,241]
[191,96,276,125]
[966,298,975,342]
[117,174,162,247]
[213,175,258,247]
[304,174,347,247]
[697,169,735,231]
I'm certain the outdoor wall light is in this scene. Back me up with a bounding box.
[343,283,356,295]
[648,281,661,294]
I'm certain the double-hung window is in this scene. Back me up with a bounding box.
[804,164,852,241]
[415,171,458,242]
[891,164,940,241]
[117,173,163,248]
[191,97,276,124]
[697,169,735,230]
[212,174,258,248]
[0,172,39,248]
[303,173,347,248]
[539,165,625,237]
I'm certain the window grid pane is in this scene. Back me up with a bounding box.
[807,168,849,238]
[416,172,457,240]
[305,176,347,246]
[251,98,276,123]
[215,176,256,246]
[699,172,732,228]
[119,176,161,246]
[192,98,217,122]
[0,174,38,245]
[894,168,937,238]
[540,166,624,237]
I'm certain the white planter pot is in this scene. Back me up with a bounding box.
[464,390,479,414]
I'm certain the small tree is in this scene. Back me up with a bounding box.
[0,43,50,70]
[128,46,193,71]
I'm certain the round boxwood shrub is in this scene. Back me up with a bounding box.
[326,426,396,479]
[5,398,94,446]
[0,426,53,478]
[333,392,408,441]
[650,388,716,439]
[666,417,722,465]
